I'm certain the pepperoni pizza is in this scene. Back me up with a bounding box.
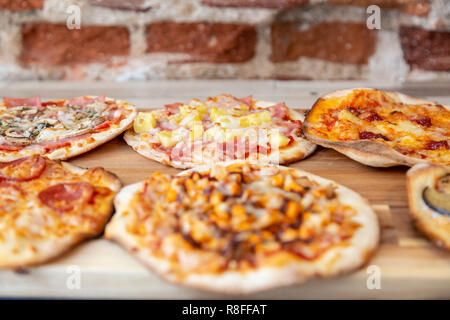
[0,155,121,268]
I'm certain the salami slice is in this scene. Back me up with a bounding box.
[268,103,288,120]
[0,155,46,181]
[38,182,94,212]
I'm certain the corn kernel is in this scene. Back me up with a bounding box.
[286,201,301,219]
[270,174,284,187]
[282,228,297,241]
[299,227,312,239]
[231,204,246,217]
[211,192,224,205]
[166,188,177,202]
[285,181,303,193]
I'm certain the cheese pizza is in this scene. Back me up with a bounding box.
[0,95,136,161]
[124,94,316,168]
[303,88,449,167]
[0,155,121,268]
[407,163,450,249]
[105,161,379,293]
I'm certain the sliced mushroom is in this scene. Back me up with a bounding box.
[4,128,32,146]
[5,136,31,147]
[9,106,38,115]
[20,106,38,115]
[423,186,450,216]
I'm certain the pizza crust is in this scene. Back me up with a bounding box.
[407,164,450,250]
[0,96,137,162]
[0,161,121,269]
[304,88,449,167]
[124,100,316,169]
[105,161,379,294]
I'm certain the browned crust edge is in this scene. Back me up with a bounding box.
[406,164,450,250]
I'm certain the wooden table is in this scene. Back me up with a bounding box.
[0,80,449,299]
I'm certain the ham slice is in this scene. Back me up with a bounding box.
[164,103,182,115]
[3,96,41,108]
[39,133,90,152]
[279,120,302,136]
[268,103,288,120]
[237,95,253,107]
[64,95,105,107]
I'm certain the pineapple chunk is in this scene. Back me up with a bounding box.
[179,105,192,116]
[229,104,249,116]
[180,111,202,128]
[205,126,226,141]
[168,113,183,123]
[239,111,272,127]
[190,123,204,140]
[195,104,208,114]
[269,132,290,148]
[134,112,156,133]
[210,107,228,122]
[157,131,182,148]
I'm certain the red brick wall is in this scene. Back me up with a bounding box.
[21,24,130,66]
[0,0,44,11]
[146,23,257,63]
[0,0,448,81]
[271,22,376,64]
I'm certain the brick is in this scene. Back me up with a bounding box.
[201,0,308,9]
[328,0,430,16]
[400,26,450,71]
[21,23,130,66]
[91,0,152,12]
[146,22,257,63]
[0,0,44,10]
[271,22,376,65]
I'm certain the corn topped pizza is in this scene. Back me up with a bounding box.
[0,95,136,161]
[105,161,379,293]
[0,155,121,268]
[304,88,449,167]
[124,94,316,168]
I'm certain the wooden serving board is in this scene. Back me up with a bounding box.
[0,81,449,299]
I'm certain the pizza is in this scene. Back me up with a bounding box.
[124,94,316,168]
[303,88,449,167]
[407,163,450,249]
[0,155,121,268]
[105,161,379,293]
[0,95,136,161]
